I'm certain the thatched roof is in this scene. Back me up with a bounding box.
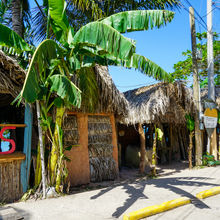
[120,82,194,125]
[0,50,128,115]
[93,65,128,116]
[0,50,26,98]
[200,86,220,109]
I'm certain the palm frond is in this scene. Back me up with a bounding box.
[49,74,81,107]
[20,39,64,103]
[0,23,32,55]
[71,22,136,61]
[122,53,173,82]
[101,10,174,33]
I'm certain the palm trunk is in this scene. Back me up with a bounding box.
[36,101,47,198]
[50,106,65,187]
[11,0,23,37]
[152,126,158,176]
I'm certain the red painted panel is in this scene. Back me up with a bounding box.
[0,126,16,154]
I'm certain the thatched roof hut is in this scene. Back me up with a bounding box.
[0,50,25,100]
[71,65,128,117]
[0,51,128,116]
[120,82,194,125]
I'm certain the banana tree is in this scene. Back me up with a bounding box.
[0,2,175,196]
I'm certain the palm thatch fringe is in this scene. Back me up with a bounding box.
[94,65,129,116]
[120,82,194,125]
[62,115,79,146]
[90,157,118,182]
[88,115,117,182]
[71,65,129,116]
[0,50,26,98]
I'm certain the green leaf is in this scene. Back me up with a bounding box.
[48,74,81,107]
[122,53,173,82]
[0,23,32,54]
[20,39,64,103]
[64,146,73,151]
[71,22,136,61]
[101,10,174,33]
[54,97,64,107]
[49,0,74,45]
[185,114,195,132]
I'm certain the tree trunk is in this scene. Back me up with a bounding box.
[11,0,23,37]
[50,106,65,187]
[36,101,47,198]
[189,131,193,169]
[138,123,146,174]
[152,125,158,176]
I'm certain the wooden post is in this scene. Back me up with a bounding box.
[152,125,157,176]
[138,123,146,174]
[189,7,203,165]
[21,104,33,193]
[210,128,217,160]
[169,125,173,163]
[189,131,193,169]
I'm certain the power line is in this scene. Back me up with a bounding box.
[183,0,207,27]
[203,6,219,17]
[116,82,157,88]
[180,2,207,30]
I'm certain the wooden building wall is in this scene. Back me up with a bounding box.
[0,153,25,202]
[65,113,118,186]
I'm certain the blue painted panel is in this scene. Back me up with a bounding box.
[21,104,33,193]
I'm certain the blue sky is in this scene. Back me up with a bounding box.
[109,0,220,92]
[29,0,220,92]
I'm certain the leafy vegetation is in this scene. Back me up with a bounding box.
[0,0,175,197]
[172,32,220,87]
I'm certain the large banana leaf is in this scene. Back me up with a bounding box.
[100,10,174,33]
[0,24,31,54]
[71,22,136,61]
[123,53,173,82]
[20,39,64,103]
[48,0,74,45]
[49,74,81,107]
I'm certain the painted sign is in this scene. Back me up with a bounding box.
[0,126,16,155]
[204,108,218,137]
[204,116,218,129]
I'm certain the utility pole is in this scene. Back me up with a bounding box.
[207,0,215,102]
[207,0,217,158]
[189,7,203,165]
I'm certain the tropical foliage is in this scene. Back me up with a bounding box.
[0,0,175,197]
[171,32,220,87]
[30,0,180,43]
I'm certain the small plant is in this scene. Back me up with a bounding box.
[202,154,220,166]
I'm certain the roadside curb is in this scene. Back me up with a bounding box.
[123,186,220,220]
[196,186,220,199]
[123,197,191,220]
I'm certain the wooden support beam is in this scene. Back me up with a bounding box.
[20,104,33,193]
[211,128,217,160]
[0,124,26,127]
[138,123,146,174]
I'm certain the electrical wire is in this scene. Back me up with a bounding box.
[183,0,207,27]
[179,2,207,30]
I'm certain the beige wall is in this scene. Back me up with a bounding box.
[66,113,90,186]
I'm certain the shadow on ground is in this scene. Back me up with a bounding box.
[91,171,219,218]
[0,206,31,220]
